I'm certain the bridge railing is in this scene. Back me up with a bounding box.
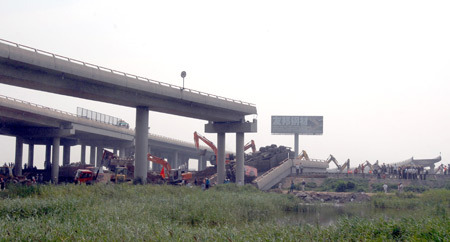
[0,38,255,107]
[0,94,78,118]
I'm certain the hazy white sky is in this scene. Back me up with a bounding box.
[0,0,449,169]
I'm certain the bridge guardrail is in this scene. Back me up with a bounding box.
[0,38,255,107]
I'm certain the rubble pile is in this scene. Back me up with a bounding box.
[245,145,295,174]
[192,167,216,183]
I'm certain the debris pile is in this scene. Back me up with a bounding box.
[192,167,216,183]
[245,145,295,174]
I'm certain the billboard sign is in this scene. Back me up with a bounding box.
[271,116,323,135]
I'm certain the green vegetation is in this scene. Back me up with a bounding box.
[0,184,448,241]
[316,178,369,192]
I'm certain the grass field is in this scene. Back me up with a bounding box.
[0,183,448,241]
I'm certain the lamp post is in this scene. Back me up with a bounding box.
[181,71,186,89]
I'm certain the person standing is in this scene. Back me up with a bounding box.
[205,178,210,190]
[301,179,306,191]
[383,183,388,194]
[289,180,295,193]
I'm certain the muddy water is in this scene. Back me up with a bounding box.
[277,203,408,227]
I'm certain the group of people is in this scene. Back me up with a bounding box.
[382,182,403,193]
[353,162,450,180]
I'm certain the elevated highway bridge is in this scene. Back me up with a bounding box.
[0,39,257,183]
[0,94,216,175]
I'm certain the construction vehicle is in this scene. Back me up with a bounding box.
[74,169,99,184]
[194,131,258,179]
[326,155,340,169]
[339,159,351,173]
[434,164,444,174]
[297,150,310,160]
[116,119,130,129]
[244,140,257,153]
[147,153,192,184]
[102,150,134,182]
[325,155,350,173]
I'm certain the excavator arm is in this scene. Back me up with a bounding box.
[339,159,350,172]
[194,132,218,156]
[326,155,341,169]
[297,150,310,160]
[244,140,257,153]
[147,153,171,178]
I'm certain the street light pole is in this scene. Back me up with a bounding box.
[181,71,186,90]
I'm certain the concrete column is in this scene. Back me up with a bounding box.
[294,133,299,158]
[217,132,226,184]
[430,164,435,174]
[135,106,149,183]
[147,145,152,170]
[14,137,24,176]
[52,137,60,184]
[80,145,86,165]
[96,146,104,167]
[236,132,245,186]
[28,143,34,168]
[198,155,204,171]
[89,146,96,165]
[174,151,179,169]
[113,148,118,156]
[63,145,71,166]
[45,144,51,169]
[119,148,126,158]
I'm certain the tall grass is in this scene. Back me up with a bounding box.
[0,184,448,241]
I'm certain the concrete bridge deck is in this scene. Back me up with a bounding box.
[0,94,215,174]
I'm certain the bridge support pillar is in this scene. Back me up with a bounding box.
[198,155,204,171]
[135,106,149,184]
[96,146,103,167]
[430,164,435,174]
[147,145,152,170]
[120,148,126,158]
[205,119,257,186]
[294,133,299,158]
[236,132,244,186]
[89,146,96,165]
[14,137,23,176]
[28,143,34,169]
[217,132,226,184]
[113,148,118,155]
[63,145,71,166]
[80,145,86,165]
[52,137,60,184]
[45,144,51,169]
[174,151,179,169]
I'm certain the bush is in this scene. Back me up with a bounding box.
[0,184,41,198]
[306,182,317,189]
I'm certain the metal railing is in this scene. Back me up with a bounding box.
[0,94,78,118]
[0,38,255,107]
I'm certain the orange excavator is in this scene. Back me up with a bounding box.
[147,153,192,184]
